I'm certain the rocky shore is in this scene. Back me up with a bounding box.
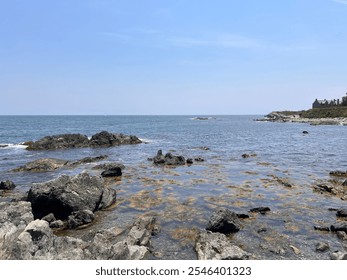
[256,111,347,126]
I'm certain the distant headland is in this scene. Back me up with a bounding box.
[257,92,347,125]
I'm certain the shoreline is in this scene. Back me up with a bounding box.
[255,111,347,126]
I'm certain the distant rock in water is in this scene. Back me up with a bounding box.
[329,170,347,177]
[152,150,186,166]
[25,131,142,150]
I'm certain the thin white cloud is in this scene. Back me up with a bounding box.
[331,0,347,4]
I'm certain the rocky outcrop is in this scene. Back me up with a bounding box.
[25,131,142,150]
[1,198,156,260]
[152,150,186,166]
[195,231,249,260]
[0,201,34,259]
[27,173,116,220]
[0,180,16,190]
[12,155,108,172]
[206,208,241,234]
[101,167,122,177]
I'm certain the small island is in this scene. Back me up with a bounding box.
[257,93,347,125]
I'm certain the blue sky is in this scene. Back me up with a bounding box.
[1,0,347,115]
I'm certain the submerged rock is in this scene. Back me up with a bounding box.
[153,150,186,166]
[316,242,330,252]
[330,222,347,233]
[12,158,69,172]
[92,162,125,170]
[336,208,347,218]
[206,208,241,234]
[195,231,249,260]
[101,167,122,177]
[329,170,347,177]
[27,173,116,219]
[0,180,16,190]
[250,207,271,215]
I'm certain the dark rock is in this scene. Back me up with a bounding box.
[26,131,141,150]
[250,207,271,215]
[0,144,8,148]
[195,146,210,150]
[89,131,141,147]
[242,153,257,158]
[12,158,69,172]
[315,184,334,193]
[206,208,241,234]
[153,150,186,166]
[194,157,205,162]
[330,222,347,233]
[257,228,267,233]
[343,179,347,186]
[336,208,347,217]
[27,173,116,219]
[0,180,16,190]
[302,131,309,134]
[101,167,122,177]
[186,158,193,164]
[314,225,330,232]
[316,242,329,252]
[26,133,90,150]
[68,155,108,167]
[195,231,249,260]
[236,213,250,219]
[329,170,347,177]
[68,210,95,229]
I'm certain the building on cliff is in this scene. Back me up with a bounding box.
[312,99,340,109]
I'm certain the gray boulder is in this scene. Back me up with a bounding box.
[12,158,69,172]
[0,180,16,190]
[206,208,241,234]
[27,173,116,219]
[195,231,249,260]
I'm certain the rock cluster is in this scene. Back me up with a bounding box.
[25,131,142,150]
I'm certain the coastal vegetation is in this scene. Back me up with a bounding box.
[279,106,347,119]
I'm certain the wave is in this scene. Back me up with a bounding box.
[0,143,28,149]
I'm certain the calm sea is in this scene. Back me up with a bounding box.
[1,115,346,259]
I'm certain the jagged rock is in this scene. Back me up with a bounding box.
[194,157,205,162]
[315,184,335,194]
[127,216,156,247]
[314,225,330,232]
[26,131,141,150]
[195,231,249,260]
[50,220,64,229]
[206,208,241,234]
[0,180,16,190]
[27,173,116,219]
[0,201,34,259]
[101,167,122,177]
[337,231,347,241]
[186,158,193,164]
[67,210,95,229]
[153,150,186,166]
[330,222,347,233]
[336,208,347,217]
[89,131,141,147]
[26,134,90,150]
[250,207,271,214]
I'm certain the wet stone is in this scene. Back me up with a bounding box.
[206,208,241,234]
[250,207,271,215]
[316,242,330,252]
[336,208,347,218]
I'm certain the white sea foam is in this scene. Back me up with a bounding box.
[0,143,28,149]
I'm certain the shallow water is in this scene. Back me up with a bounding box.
[1,115,346,259]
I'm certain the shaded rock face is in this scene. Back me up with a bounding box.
[27,173,116,220]
[195,231,249,260]
[101,167,122,177]
[67,210,95,229]
[0,180,16,190]
[26,131,142,150]
[153,150,186,166]
[206,208,241,234]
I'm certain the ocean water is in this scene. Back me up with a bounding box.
[1,115,347,259]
